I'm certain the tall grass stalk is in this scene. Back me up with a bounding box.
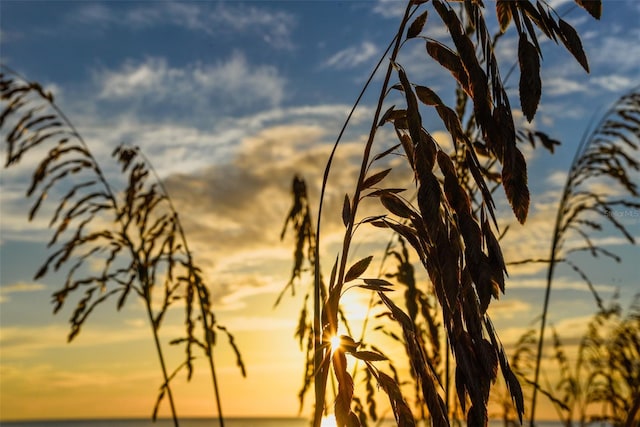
[0,66,245,425]
[283,1,604,426]
[529,88,640,426]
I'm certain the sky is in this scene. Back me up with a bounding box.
[1,0,639,423]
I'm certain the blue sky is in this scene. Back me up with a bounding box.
[1,0,639,422]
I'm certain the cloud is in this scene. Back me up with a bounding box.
[70,3,113,26]
[372,0,407,19]
[507,276,616,293]
[323,41,379,69]
[94,53,285,114]
[0,282,46,303]
[543,76,588,96]
[68,2,296,49]
[488,299,532,320]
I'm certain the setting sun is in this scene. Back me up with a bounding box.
[330,334,341,353]
[321,415,338,427]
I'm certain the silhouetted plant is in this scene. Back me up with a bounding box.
[0,67,245,427]
[281,1,603,426]
[524,87,640,426]
[506,294,639,427]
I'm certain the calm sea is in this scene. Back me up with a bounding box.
[0,419,575,427]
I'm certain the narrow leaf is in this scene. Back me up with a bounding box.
[558,18,589,72]
[574,0,601,19]
[345,256,373,283]
[496,0,512,32]
[352,351,387,361]
[362,168,391,190]
[415,85,443,106]
[380,193,414,219]
[518,37,541,122]
[407,10,428,39]
[342,194,351,227]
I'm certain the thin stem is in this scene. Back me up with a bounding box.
[311,21,400,427]
[528,94,620,427]
[145,290,180,427]
[312,3,414,426]
[1,67,183,425]
[139,149,226,427]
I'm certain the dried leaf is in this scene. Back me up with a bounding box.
[342,194,351,227]
[574,0,601,19]
[518,37,541,122]
[558,18,589,72]
[363,278,395,289]
[333,349,354,427]
[372,144,400,162]
[426,41,468,91]
[415,85,443,106]
[496,0,512,32]
[352,350,387,361]
[378,104,396,127]
[380,193,414,219]
[362,168,391,190]
[502,146,530,223]
[345,256,373,283]
[407,10,428,39]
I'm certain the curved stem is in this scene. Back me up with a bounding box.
[528,92,617,427]
[139,150,227,427]
[145,292,180,427]
[311,22,400,427]
[312,3,414,426]
[2,67,183,426]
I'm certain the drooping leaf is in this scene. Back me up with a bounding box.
[380,193,414,219]
[345,256,373,283]
[502,146,530,223]
[378,105,396,127]
[407,10,428,39]
[333,349,354,427]
[518,37,541,122]
[558,18,589,72]
[342,194,351,227]
[426,41,469,91]
[496,0,512,33]
[415,85,443,106]
[574,0,602,19]
[362,168,392,190]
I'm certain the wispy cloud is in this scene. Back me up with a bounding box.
[68,2,296,49]
[323,41,379,69]
[372,0,407,19]
[0,282,45,303]
[94,53,285,113]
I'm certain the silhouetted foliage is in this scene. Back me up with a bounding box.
[280,1,607,426]
[0,68,244,427]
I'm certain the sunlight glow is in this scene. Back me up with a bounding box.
[330,334,341,352]
[321,415,338,427]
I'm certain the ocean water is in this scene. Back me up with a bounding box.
[0,419,575,427]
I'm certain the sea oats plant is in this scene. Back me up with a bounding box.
[504,87,640,427]
[0,67,245,427]
[281,1,604,426]
[507,294,640,427]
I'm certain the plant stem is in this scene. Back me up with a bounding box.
[6,67,183,426]
[145,293,180,427]
[140,150,227,427]
[529,102,601,427]
[198,285,225,427]
[312,3,413,426]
